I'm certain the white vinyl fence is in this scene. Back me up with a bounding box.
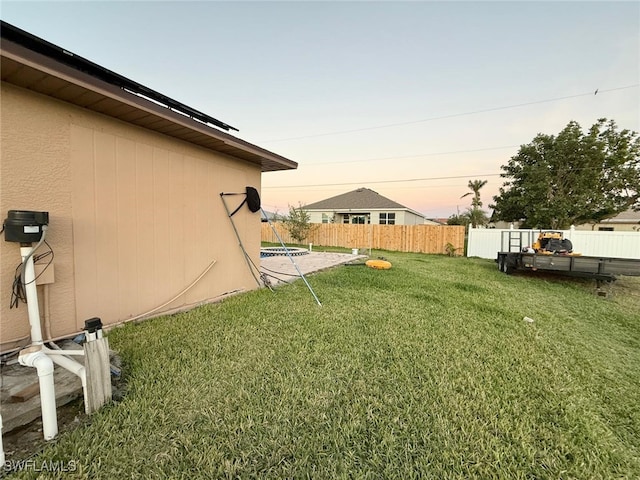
[467,228,640,260]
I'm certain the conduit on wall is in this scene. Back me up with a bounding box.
[220,187,322,307]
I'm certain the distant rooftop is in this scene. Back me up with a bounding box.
[602,209,640,223]
[305,188,408,210]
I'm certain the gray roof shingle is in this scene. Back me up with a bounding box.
[601,209,640,223]
[305,188,408,210]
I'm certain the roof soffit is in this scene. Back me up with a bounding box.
[1,37,297,173]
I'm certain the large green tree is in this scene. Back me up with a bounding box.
[491,119,640,229]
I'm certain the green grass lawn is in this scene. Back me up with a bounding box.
[13,254,640,479]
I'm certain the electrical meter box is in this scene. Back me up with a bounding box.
[3,210,49,243]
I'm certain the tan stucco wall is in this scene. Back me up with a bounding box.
[1,82,262,351]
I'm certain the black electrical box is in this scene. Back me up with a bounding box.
[3,210,49,243]
[84,317,103,333]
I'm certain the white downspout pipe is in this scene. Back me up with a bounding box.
[18,348,58,440]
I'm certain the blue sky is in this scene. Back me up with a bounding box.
[2,1,638,218]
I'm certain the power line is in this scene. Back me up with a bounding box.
[305,145,519,166]
[263,163,623,190]
[264,173,503,189]
[259,84,640,143]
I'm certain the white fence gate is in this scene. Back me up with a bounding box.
[467,228,640,260]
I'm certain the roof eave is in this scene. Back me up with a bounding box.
[0,37,297,173]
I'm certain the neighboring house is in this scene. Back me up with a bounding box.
[490,209,640,231]
[573,209,640,232]
[260,210,278,223]
[304,188,431,225]
[0,22,297,351]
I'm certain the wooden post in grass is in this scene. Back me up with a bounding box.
[83,318,112,414]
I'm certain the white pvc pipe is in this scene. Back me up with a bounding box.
[20,245,44,345]
[44,348,85,356]
[47,349,88,414]
[48,350,86,389]
[44,284,53,342]
[14,233,92,437]
[19,349,58,440]
[1,412,4,465]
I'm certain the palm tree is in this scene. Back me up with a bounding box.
[461,179,488,208]
[461,179,488,227]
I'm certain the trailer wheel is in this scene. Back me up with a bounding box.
[500,256,513,275]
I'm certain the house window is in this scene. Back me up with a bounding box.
[351,215,368,224]
[343,215,350,224]
[380,213,396,225]
[598,227,614,231]
[322,213,330,224]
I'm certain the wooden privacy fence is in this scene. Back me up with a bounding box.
[261,223,466,255]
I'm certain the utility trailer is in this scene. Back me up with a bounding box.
[496,230,640,282]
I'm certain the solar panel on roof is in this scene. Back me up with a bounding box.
[0,20,238,132]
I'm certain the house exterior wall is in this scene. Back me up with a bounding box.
[572,221,639,232]
[308,211,328,224]
[307,209,426,225]
[394,210,426,225]
[1,83,261,351]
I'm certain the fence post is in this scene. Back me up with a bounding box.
[83,318,112,414]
